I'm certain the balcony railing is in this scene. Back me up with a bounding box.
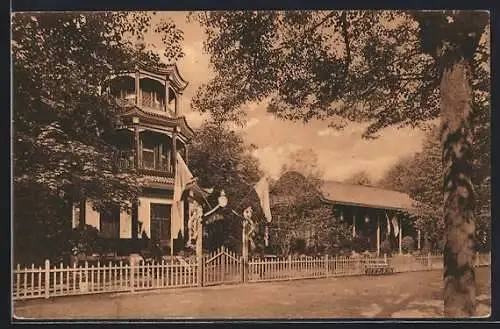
[115,96,175,116]
[141,159,173,174]
[115,97,136,107]
[117,158,173,177]
[141,95,165,112]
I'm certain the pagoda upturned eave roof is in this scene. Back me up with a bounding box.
[112,62,189,92]
[119,106,195,139]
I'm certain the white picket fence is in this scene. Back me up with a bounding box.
[13,252,490,301]
[246,254,435,282]
[13,258,198,301]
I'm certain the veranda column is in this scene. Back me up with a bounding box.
[398,216,403,255]
[164,79,170,113]
[135,70,141,106]
[169,127,178,256]
[131,117,140,239]
[376,215,380,256]
[171,126,178,175]
[352,211,356,237]
[175,93,181,117]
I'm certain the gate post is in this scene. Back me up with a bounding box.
[196,217,203,287]
[221,246,226,282]
[130,259,135,292]
[242,220,248,283]
[240,256,245,283]
[325,254,329,277]
[44,259,50,299]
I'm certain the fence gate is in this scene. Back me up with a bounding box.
[203,246,242,286]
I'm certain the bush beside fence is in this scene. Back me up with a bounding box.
[13,252,490,301]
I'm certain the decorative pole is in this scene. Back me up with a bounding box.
[242,219,248,283]
[242,206,253,284]
[196,215,203,287]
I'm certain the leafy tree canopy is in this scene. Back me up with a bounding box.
[188,120,263,210]
[343,170,373,186]
[191,11,487,138]
[281,148,324,188]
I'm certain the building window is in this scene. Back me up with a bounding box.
[100,205,120,239]
[142,147,155,170]
[150,203,171,243]
[161,148,171,172]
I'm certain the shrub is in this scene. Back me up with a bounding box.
[292,238,307,254]
[380,239,392,256]
[69,224,102,256]
[401,236,416,253]
[350,236,370,253]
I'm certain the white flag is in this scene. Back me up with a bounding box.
[171,153,194,244]
[391,216,399,238]
[385,213,391,236]
[254,176,272,223]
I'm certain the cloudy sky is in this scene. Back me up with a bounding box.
[148,12,427,183]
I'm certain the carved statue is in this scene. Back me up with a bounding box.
[187,199,203,248]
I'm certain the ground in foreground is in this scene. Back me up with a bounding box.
[14,267,490,319]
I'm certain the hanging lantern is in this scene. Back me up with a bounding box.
[243,206,253,220]
[218,190,228,208]
[364,215,370,223]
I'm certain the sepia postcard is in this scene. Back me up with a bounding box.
[11,10,491,320]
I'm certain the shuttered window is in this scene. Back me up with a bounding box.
[100,205,120,239]
[150,203,171,243]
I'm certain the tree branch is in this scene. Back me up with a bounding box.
[305,11,337,36]
[341,11,351,77]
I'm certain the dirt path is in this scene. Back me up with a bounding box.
[13,267,490,320]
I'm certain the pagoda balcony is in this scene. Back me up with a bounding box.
[117,158,174,178]
[115,96,175,116]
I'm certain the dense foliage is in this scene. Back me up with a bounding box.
[378,124,491,252]
[269,171,351,256]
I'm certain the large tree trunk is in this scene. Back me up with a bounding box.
[440,58,476,317]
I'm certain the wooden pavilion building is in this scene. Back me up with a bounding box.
[72,63,200,255]
[320,181,420,255]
